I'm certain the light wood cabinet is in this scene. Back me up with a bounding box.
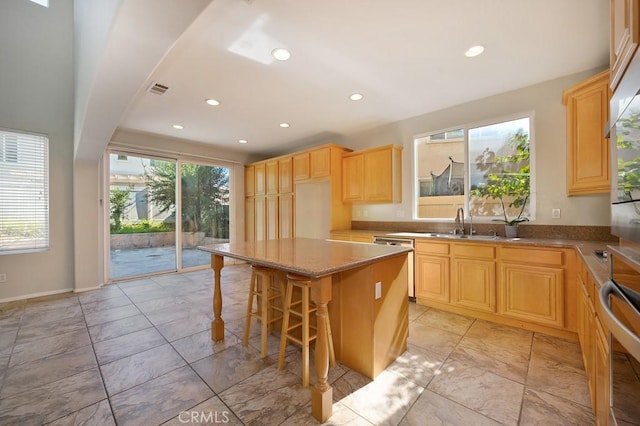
[310,147,331,179]
[329,230,376,243]
[610,0,640,90]
[245,165,255,197]
[279,157,293,194]
[342,145,402,203]
[562,70,611,195]
[293,152,310,181]
[244,197,255,242]
[254,163,266,196]
[415,241,450,303]
[594,319,610,426]
[278,194,294,239]
[266,195,279,240]
[451,243,496,313]
[266,160,279,195]
[254,196,266,241]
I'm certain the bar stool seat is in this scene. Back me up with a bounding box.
[278,273,336,386]
[243,265,285,358]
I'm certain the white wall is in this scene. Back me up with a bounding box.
[0,0,75,301]
[341,68,611,226]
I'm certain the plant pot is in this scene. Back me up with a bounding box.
[504,225,519,238]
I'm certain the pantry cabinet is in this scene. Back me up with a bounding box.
[266,160,279,195]
[245,165,255,197]
[562,70,611,196]
[610,0,640,90]
[278,194,294,239]
[341,145,402,203]
[278,157,293,194]
[254,163,266,196]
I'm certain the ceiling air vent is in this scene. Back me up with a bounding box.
[147,82,169,95]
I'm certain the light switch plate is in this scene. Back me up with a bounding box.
[375,281,382,299]
[551,208,561,219]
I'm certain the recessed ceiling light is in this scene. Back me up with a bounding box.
[465,45,485,58]
[279,123,290,128]
[205,99,220,106]
[271,48,291,61]
[238,139,248,144]
[350,93,364,101]
[172,124,184,130]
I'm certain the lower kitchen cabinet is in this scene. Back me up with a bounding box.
[498,263,564,328]
[451,243,496,313]
[415,241,450,303]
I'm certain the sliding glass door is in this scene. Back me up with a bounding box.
[108,153,232,280]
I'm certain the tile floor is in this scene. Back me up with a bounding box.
[0,264,596,425]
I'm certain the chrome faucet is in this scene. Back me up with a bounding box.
[454,207,465,235]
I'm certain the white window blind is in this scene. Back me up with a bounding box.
[0,129,49,253]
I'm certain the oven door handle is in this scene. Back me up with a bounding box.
[599,281,640,360]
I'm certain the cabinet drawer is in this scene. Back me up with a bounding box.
[415,240,449,255]
[499,246,564,266]
[453,243,495,259]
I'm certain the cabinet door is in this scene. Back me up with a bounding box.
[278,194,294,239]
[563,71,610,195]
[310,147,331,179]
[452,258,496,313]
[363,148,393,201]
[415,254,450,303]
[255,163,266,196]
[245,166,255,197]
[610,0,640,89]
[266,160,279,195]
[594,319,610,425]
[499,263,564,328]
[293,152,310,181]
[244,197,255,242]
[279,157,293,194]
[254,196,266,241]
[342,154,364,202]
[266,195,279,240]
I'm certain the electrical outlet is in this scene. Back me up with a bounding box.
[375,281,382,299]
[551,208,561,219]
[0,273,6,283]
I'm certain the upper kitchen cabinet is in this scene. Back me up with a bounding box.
[562,70,611,195]
[245,165,255,197]
[610,0,640,90]
[293,146,341,181]
[266,160,279,195]
[254,162,266,196]
[342,145,402,203]
[279,157,293,194]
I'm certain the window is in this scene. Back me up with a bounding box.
[0,129,49,253]
[414,116,533,221]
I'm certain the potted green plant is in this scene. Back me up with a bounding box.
[470,130,530,238]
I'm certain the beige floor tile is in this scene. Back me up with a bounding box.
[94,327,167,365]
[88,313,152,343]
[163,396,243,425]
[228,382,312,425]
[156,313,213,342]
[171,328,239,363]
[0,368,106,425]
[526,352,591,408]
[9,328,91,367]
[428,359,524,425]
[80,295,133,315]
[519,388,595,426]
[407,322,462,357]
[281,401,374,426]
[220,364,301,406]
[385,344,446,387]
[78,285,125,305]
[448,336,530,383]
[408,302,429,322]
[110,366,213,426]
[100,343,185,396]
[464,320,533,353]
[400,389,501,426]
[47,399,115,426]
[15,315,86,344]
[0,329,17,352]
[340,370,423,426]
[414,308,475,335]
[274,348,348,386]
[531,333,584,370]
[83,304,141,327]
[191,343,273,393]
[331,369,373,402]
[1,344,97,398]
[20,304,83,327]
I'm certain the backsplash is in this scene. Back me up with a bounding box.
[351,221,618,241]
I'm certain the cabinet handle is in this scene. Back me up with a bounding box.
[598,281,640,361]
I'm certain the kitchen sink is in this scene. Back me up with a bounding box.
[411,232,499,240]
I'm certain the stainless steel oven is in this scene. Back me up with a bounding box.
[599,247,640,425]
[373,236,415,301]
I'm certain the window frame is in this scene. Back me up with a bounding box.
[412,111,536,222]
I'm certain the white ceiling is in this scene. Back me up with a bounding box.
[118,0,609,156]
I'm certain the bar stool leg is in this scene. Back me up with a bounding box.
[302,283,311,387]
[278,280,293,370]
[243,270,257,347]
[260,275,269,358]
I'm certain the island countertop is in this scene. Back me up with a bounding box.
[198,237,412,278]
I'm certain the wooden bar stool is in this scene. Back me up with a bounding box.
[278,273,336,386]
[243,265,285,358]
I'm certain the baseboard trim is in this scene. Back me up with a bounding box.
[0,287,74,304]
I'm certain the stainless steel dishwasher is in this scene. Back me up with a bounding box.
[373,236,415,301]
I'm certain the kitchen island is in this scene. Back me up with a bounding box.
[198,238,412,422]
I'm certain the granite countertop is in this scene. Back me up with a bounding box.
[575,243,611,287]
[198,237,412,278]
